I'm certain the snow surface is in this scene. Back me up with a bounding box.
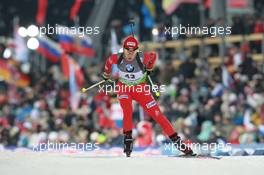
[0,150,263,175]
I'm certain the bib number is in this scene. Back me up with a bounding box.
[125,73,135,79]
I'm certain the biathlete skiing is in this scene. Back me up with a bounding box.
[101,35,195,157]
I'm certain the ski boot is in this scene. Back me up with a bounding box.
[123,131,133,157]
[169,133,196,156]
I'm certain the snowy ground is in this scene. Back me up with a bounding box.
[0,150,263,175]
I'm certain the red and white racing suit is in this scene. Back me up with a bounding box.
[103,52,175,137]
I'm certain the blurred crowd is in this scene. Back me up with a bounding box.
[157,45,264,145]
[1,43,264,149]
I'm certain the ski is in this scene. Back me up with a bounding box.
[169,154,222,160]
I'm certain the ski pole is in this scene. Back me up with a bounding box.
[81,80,106,93]
[147,75,160,97]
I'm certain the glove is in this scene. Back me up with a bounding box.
[147,52,157,67]
[102,72,109,80]
[146,70,152,75]
[102,73,113,83]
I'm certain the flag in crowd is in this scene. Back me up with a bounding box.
[35,34,85,89]
[162,0,199,15]
[70,0,85,20]
[69,57,81,111]
[36,0,86,24]
[37,36,62,63]
[57,25,95,57]
[0,59,30,87]
[13,25,29,63]
[162,0,250,15]
[0,59,11,81]
[36,0,48,25]
[74,35,95,57]
[61,53,70,79]
[141,0,156,29]
[61,53,84,86]
[57,30,75,53]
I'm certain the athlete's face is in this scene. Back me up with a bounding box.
[124,48,137,61]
